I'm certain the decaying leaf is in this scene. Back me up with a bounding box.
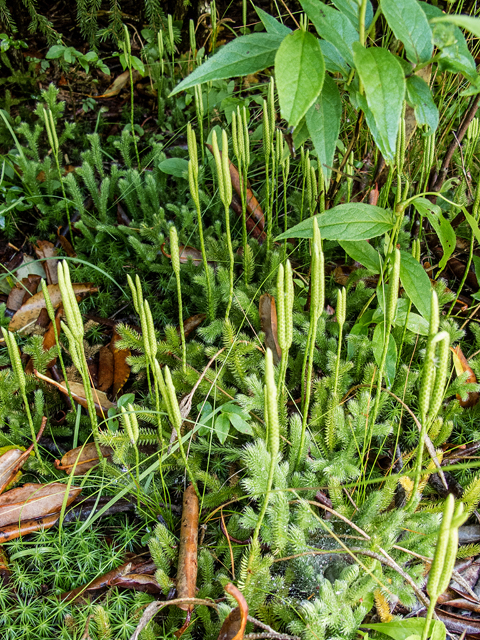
[57,227,76,257]
[161,243,212,267]
[94,69,140,99]
[451,345,479,408]
[97,346,114,392]
[6,275,42,312]
[182,314,206,340]
[217,583,248,640]
[34,241,58,284]
[110,328,131,397]
[259,294,281,365]
[176,484,199,612]
[0,482,82,527]
[61,559,136,602]
[9,283,97,332]
[0,512,60,543]
[34,370,116,416]
[0,416,46,494]
[54,442,113,476]
[110,573,162,594]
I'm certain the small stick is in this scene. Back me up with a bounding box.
[176,484,199,612]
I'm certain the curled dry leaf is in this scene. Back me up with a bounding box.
[0,416,46,495]
[110,573,162,594]
[34,240,58,284]
[0,512,60,543]
[97,345,114,392]
[0,482,82,527]
[60,559,136,602]
[182,314,206,340]
[54,442,113,476]
[94,69,140,98]
[34,370,116,416]
[56,227,76,257]
[161,242,213,267]
[451,345,479,408]
[217,583,248,640]
[259,293,281,365]
[9,283,97,332]
[110,328,131,397]
[6,275,42,312]
[176,484,199,612]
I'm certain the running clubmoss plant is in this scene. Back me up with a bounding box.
[276,260,294,407]
[1,327,41,461]
[232,105,250,284]
[327,286,346,451]
[211,128,234,320]
[187,122,213,320]
[296,218,324,470]
[122,25,141,170]
[58,261,102,457]
[170,226,186,373]
[121,404,140,486]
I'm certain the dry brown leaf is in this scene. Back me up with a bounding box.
[9,283,97,332]
[0,482,82,527]
[94,69,140,98]
[97,346,114,392]
[33,370,116,416]
[110,328,131,397]
[161,243,211,267]
[217,583,248,640]
[34,241,58,284]
[57,227,76,257]
[54,442,113,476]
[6,275,42,312]
[0,512,60,543]
[110,573,162,594]
[61,559,135,602]
[176,484,199,612]
[0,416,46,495]
[451,345,479,408]
[183,314,206,340]
[259,293,281,365]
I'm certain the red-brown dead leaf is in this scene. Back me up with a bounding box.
[110,328,131,397]
[60,559,136,602]
[0,482,82,527]
[57,227,76,257]
[33,370,116,416]
[110,573,162,594]
[176,484,199,612]
[54,442,113,476]
[217,583,248,640]
[9,283,97,332]
[183,314,206,340]
[259,293,281,365]
[0,417,46,495]
[161,243,212,267]
[34,241,58,284]
[451,345,479,408]
[97,346,114,392]
[0,512,60,543]
[94,69,140,98]
[6,275,42,312]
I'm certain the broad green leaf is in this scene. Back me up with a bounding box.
[463,209,480,246]
[473,254,480,287]
[412,197,456,271]
[197,402,214,437]
[395,311,430,336]
[306,75,341,181]
[431,14,480,38]
[353,43,406,164]
[158,158,189,177]
[221,402,249,417]
[399,250,432,320]
[46,45,65,59]
[380,0,432,64]
[300,0,359,66]
[339,240,382,273]
[275,30,325,128]
[170,33,285,96]
[130,55,145,76]
[215,413,230,444]
[406,75,439,133]
[227,412,254,435]
[254,6,291,36]
[276,203,394,241]
[373,323,397,387]
[362,619,446,640]
[332,0,373,29]
[319,40,349,75]
[419,3,476,78]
